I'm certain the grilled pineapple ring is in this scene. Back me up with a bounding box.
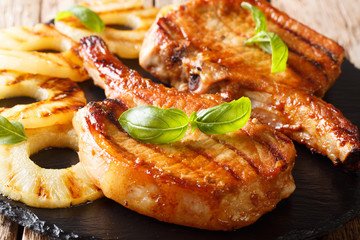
[0,71,86,128]
[0,123,103,208]
[0,24,88,82]
[55,0,159,59]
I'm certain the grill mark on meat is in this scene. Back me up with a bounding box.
[274,131,293,145]
[86,107,223,190]
[99,99,259,182]
[214,138,260,175]
[270,20,340,64]
[287,47,328,82]
[242,129,291,169]
[87,101,262,186]
[258,140,288,171]
[87,101,242,187]
[132,142,236,188]
[185,144,243,181]
[215,162,242,181]
[86,109,144,166]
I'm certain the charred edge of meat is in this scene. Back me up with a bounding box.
[80,36,100,49]
[157,17,183,41]
[87,99,128,132]
[189,73,200,91]
[102,99,129,128]
[341,149,360,171]
[171,46,186,64]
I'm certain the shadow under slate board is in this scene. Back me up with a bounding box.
[0,58,359,240]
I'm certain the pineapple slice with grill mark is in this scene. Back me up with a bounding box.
[0,70,86,128]
[55,0,159,59]
[0,24,88,82]
[0,123,103,208]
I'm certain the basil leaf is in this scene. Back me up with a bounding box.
[241,2,288,73]
[241,2,267,34]
[266,32,288,73]
[119,106,189,144]
[245,31,272,53]
[189,111,198,133]
[55,5,105,32]
[119,99,251,143]
[0,116,27,145]
[190,97,251,135]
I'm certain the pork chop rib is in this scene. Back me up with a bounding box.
[139,0,360,169]
[73,36,296,230]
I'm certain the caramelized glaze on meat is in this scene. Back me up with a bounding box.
[73,36,296,230]
[139,0,360,169]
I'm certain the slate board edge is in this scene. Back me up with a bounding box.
[0,199,98,240]
[277,208,360,240]
[0,197,359,240]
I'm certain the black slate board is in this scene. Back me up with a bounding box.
[0,58,359,240]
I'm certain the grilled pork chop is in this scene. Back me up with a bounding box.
[73,36,296,230]
[139,0,360,170]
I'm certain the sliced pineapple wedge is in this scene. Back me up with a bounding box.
[55,0,159,59]
[0,24,88,82]
[0,123,103,208]
[0,24,74,52]
[0,71,86,128]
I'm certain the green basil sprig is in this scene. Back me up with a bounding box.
[119,106,189,144]
[0,116,27,145]
[190,97,251,135]
[55,5,105,32]
[119,97,251,144]
[241,2,288,73]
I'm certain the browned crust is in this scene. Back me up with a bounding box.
[139,0,359,169]
[250,0,344,96]
[74,98,296,230]
[149,0,344,96]
[80,36,226,112]
[247,87,360,169]
[75,36,297,230]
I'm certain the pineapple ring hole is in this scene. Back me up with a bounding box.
[106,24,133,31]
[0,81,48,110]
[0,72,86,128]
[102,14,142,30]
[0,96,37,108]
[30,147,79,169]
[0,74,49,103]
[26,124,79,169]
[35,49,61,54]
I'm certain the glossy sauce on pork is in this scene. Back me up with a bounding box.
[73,36,296,230]
[139,0,360,169]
